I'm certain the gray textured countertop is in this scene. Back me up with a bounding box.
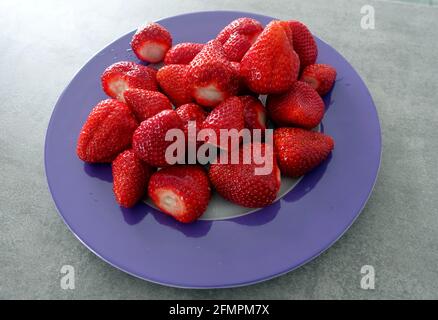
[1,0,437,299]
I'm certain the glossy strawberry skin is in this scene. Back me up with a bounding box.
[131,22,172,63]
[101,61,158,102]
[216,17,263,44]
[156,64,193,106]
[209,143,281,208]
[266,81,324,129]
[188,40,239,108]
[201,96,244,149]
[112,149,154,208]
[148,165,211,223]
[274,127,334,177]
[288,20,318,70]
[240,95,267,133]
[300,64,337,96]
[240,20,300,94]
[77,99,138,163]
[132,110,184,167]
[223,33,252,62]
[176,103,208,150]
[164,42,204,65]
[123,88,172,122]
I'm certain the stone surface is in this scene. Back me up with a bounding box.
[0,0,437,299]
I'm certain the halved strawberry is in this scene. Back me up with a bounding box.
[274,127,334,177]
[112,149,155,208]
[288,20,318,70]
[123,88,172,122]
[148,165,211,223]
[201,96,244,149]
[300,64,337,96]
[156,64,193,106]
[77,99,138,163]
[131,22,172,63]
[132,110,184,167]
[240,20,300,94]
[101,61,158,102]
[209,142,281,208]
[216,17,263,44]
[266,81,324,129]
[240,95,266,133]
[188,40,239,108]
[164,42,204,65]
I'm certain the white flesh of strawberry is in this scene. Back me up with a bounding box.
[109,77,128,102]
[155,188,185,217]
[195,84,223,106]
[138,42,167,63]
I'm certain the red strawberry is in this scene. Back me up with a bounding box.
[164,42,204,65]
[267,81,324,129]
[176,103,207,132]
[277,20,293,46]
[156,64,192,106]
[288,20,318,69]
[112,149,154,208]
[216,17,263,44]
[240,96,266,133]
[209,142,281,208]
[101,61,158,102]
[300,64,337,96]
[222,32,252,62]
[77,99,138,163]
[188,40,239,108]
[131,22,172,63]
[274,127,334,177]
[176,103,208,149]
[201,96,244,149]
[132,110,184,167]
[123,88,172,122]
[240,20,300,94]
[148,165,211,223]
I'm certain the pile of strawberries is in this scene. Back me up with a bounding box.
[76,18,336,223]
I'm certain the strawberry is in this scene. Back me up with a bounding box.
[300,64,337,96]
[176,103,208,149]
[216,17,263,45]
[156,64,192,106]
[240,95,266,133]
[77,99,138,163]
[176,103,207,132]
[164,42,204,65]
[276,20,293,46]
[101,61,158,102]
[201,96,244,149]
[266,81,324,129]
[132,110,184,167]
[288,20,318,69]
[188,40,239,108]
[209,142,281,208]
[123,88,172,122]
[131,22,172,63]
[112,149,154,208]
[274,127,334,177]
[240,20,300,94]
[148,165,211,223]
[222,32,252,62]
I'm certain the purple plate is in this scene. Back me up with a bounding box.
[45,11,381,288]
